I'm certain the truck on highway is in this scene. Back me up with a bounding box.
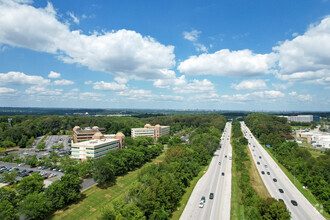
[229,153,232,160]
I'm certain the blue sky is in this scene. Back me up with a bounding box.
[0,0,329,111]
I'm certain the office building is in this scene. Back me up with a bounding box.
[70,132,125,161]
[131,124,170,141]
[73,126,106,143]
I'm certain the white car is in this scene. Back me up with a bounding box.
[199,202,204,208]
[18,163,25,166]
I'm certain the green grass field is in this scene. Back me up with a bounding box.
[51,153,166,220]
[171,166,208,220]
[230,152,243,220]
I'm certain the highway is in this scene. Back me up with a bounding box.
[180,122,232,220]
[241,122,325,220]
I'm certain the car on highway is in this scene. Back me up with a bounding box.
[264,165,267,168]
[201,196,206,203]
[259,156,262,159]
[257,162,260,165]
[267,172,270,175]
[222,172,225,176]
[209,193,214,199]
[218,162,221,165]
[279,189,284,193]
[199,202,204,208]
[273,178,277,182]
[291,200,298,206]
[279,199,284,203]
[261,171,265,174]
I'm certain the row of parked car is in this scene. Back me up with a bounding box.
[0,165,58,181]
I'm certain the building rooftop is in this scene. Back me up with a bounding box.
[73,138,118,147]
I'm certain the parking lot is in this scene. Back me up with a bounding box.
[44,135,71,151]
[0,162,64,187]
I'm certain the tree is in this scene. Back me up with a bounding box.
[18,135,28,148]
[0,147,6,154]
[261,199,290,220]
[36,142,46,150]
[93,157,115,184]
[44,174,81,210]
[157,135,170,145]
[2,170,18,184]
[0,140,16,148]
[26,137,35,148]
[16,173,44,198]
[77,162,92,178]
[19,192,52,220]
[0,199,18,220]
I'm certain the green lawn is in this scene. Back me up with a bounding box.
[51,153,166,220]
[171,165,208,220]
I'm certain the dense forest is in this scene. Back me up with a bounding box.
[231,119,290,219]
[245,114,330,214]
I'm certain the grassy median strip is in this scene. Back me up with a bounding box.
[51,153,166,220]
[230,151,243,220]
[171,165,207,220]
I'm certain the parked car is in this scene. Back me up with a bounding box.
[30,165,36,168]
[18,163,25,166]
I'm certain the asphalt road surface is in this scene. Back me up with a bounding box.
[180,122,232,220]
[241,122,325,220]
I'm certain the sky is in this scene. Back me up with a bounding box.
[0,0,329,111]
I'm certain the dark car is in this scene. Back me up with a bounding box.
[279,189,284,193]
[261,171,265,174]
[257,162,260,165]
[291,200,298,206]
[259,156,262,159]
[225,155,227,158]
[222,172,225,176]
[273,178,277,182]
[267,172,270,175]
[209,193,214,199]
[30,165,36,168]
[28,170,34,173]
[201,196,206,203]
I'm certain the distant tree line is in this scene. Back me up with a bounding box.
[245,114,330,214]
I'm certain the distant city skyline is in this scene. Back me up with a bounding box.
[0,0,329,111]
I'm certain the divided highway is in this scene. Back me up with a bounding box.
[180,122,232,220]
[241,122,325,220]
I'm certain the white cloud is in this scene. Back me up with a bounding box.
[0,71,50,85]
[48,71,61,78]
[173,79,215,94]
[183,29,201,42]
[53,79,74,85]
[117,89,153,100]
[289,91,297,96]
[93,81,127,91]
[79,92,104,101]
[158,95,184,101]
[272,82,293,90]
[274,16,330,85]
[222,90,285,102]
[0,87,16,94]
[297,94,312,101]
[70,88,79,92]
[0,1,176,81]
[231,79,267,90]
[178,49,277,77]
[84,80,93,85]
[153,70,186,89]
[194,43,208,53]
[25,86,62,96]
[67,11,79,24]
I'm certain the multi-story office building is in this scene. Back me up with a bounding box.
[70,132,125,161]
[131,124,170,140]
[73,126,106,143]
